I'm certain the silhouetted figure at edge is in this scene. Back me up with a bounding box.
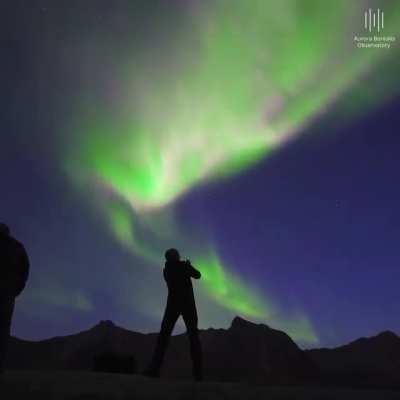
[145,248,203,381]
[0,223,29,374]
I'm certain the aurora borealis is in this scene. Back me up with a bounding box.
[2,0,400,347]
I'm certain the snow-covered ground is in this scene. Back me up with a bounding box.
[1,371,399,400]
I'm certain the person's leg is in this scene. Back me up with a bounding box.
[146,304,180,376]
[182,307,202,381]
[0,297,15,374]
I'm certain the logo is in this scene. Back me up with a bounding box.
[353,8,396,49]
[364,9,384,33]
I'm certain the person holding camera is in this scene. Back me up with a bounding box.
[145,248,202,381]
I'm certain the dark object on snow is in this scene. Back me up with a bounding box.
[93,352,136,374]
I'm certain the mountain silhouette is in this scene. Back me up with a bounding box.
[5,317,400,387]
[5,317,316,383]
[306,330,400,387]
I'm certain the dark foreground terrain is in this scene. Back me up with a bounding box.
[6,317,400,387]
[1,371,400,400]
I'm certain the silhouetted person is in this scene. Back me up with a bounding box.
[145,248,203,381]
[0,223,29,374]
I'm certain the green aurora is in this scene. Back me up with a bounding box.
[65,0,400,344]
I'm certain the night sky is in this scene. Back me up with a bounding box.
[2,0,400,348]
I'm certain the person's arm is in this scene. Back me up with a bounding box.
[185,260,201,279]
[15,243,30,297]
